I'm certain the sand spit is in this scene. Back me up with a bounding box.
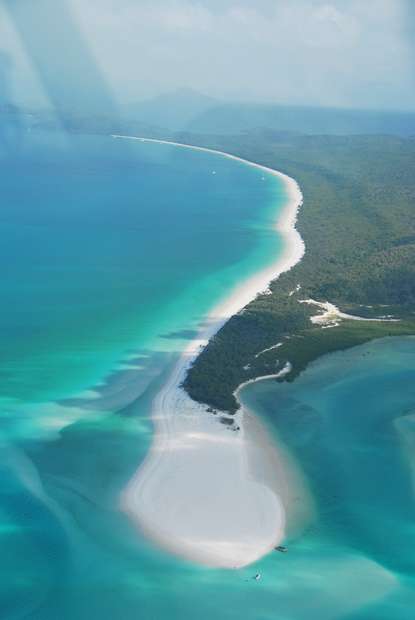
[118,135,307,568]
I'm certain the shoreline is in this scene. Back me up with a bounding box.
[112,134,304,333]
[118,134,307,568]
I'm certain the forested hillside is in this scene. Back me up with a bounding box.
[183,132,415,412]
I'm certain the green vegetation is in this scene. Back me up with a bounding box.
[182,132,415,412]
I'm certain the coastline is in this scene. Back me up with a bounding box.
[118,134,307,568]
[112,134,304,333]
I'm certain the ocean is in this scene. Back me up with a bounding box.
[1,128,286,618]
[1,129,414,619]
[239,336,415,619]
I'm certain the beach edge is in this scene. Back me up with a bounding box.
[117,135,307,569]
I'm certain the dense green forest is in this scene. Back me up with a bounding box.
[182,132,415,412]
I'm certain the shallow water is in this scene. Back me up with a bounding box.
[3,337,414,620]
[239,336,415,619]
[1,128,288,618]
[1,130,284,409]
[1,129,414,619]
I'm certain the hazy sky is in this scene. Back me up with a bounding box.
[1,0,414,110]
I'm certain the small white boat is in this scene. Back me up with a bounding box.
[254,573,261,581]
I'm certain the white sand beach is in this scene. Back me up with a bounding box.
[118,135,307,568]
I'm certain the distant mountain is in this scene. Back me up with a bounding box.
[4,89,415,138]
[122,90,415,137]
[122,88,217,132]
[187,103,415,136]
[0,102,170,139]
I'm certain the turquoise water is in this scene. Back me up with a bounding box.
[1,130,284,432]
[239,336,415,619]
[1,128,288,618]
[1,130,414,619]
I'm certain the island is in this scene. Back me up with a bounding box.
[182,131,415,412]
[119,129,415,569]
